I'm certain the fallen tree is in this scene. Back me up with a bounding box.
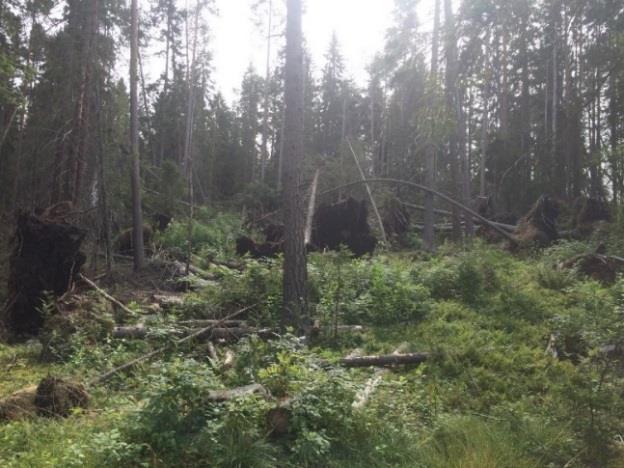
[91,303,261,385]
[2,211,87,339]
[340,352,429,368]
[321,178,518,245]
[112,325,278,342]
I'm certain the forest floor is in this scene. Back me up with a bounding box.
[1,229,624,466]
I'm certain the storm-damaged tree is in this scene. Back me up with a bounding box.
[281,0,308,331]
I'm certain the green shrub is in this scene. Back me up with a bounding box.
[155,209,241,259]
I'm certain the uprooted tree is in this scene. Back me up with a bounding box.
[1,210,86,339]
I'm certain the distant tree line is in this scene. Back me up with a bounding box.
[0,0,623,229]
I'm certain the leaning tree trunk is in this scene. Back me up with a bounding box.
[1,212,86,339]
[281,0,308,331]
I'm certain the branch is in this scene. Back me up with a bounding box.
[79,274,137,316]
[90,303,261,386]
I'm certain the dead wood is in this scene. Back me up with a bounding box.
[1,377,89,422]
[403,202,516,231]
[352,343,408,410]
[304,169,320,245]
[207,341,218,362]
[223,349,235,370]
[322,178,518,245]
[515,195,560,247]
[267,398,293,437]
[206,383,268,402]
[35,376,90,417]
[112,325,278,342]
[340,352,429,368]
[80,274,137,316]
[312,197,377,256]
[178,319,247,328]
[559,253,624,284]
[347,139,388,243]
[91,303,260,385]
[2,212,87,338]
[0,385,38,422]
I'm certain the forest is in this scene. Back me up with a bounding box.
[1,0,624,466]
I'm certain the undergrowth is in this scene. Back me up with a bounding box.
[2,239,624,466]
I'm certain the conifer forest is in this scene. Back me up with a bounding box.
[1,0,624,466]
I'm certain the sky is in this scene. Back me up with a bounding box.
[207,0,435,104]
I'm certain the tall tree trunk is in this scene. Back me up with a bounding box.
[424,0,440,252]
[130,0,145,270]
[282,0,308,331]
[480,40,490,198]
[444,0,461,241]
[260,0,272,182]
[184,1,200,274]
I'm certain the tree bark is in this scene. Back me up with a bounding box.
[424,0,441,252]
[130,0,145,270]
[282,0,308,331]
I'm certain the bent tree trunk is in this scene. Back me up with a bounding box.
[322,178,517,245]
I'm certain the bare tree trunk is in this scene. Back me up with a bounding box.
[424,0,440,252]
[260,0,273,182]
[444,0,462,241]
[130,0,145,271]
[480,41,490,198]
[282,0,308,331]
[183,1,200,275]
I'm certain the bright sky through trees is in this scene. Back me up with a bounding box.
[209,0,433,102]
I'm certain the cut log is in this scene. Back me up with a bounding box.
[223,349,235,370]
[267,398,293,437]
[92,303,260,385]
[352,343,408,410]
[340,352,429,368]
[207,341,218,362]
[152,294,184,309]
[178,319,247,328]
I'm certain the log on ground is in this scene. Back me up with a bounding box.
[340,352,429,368]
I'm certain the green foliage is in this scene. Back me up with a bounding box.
[155,209,241,259]
[3,243,624,467]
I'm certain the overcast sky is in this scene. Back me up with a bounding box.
[207,0,438,104]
